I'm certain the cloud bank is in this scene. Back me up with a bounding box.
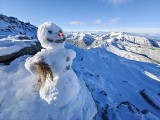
[68,21,84,25]
[94,19,102,24]
[101,0,132,5]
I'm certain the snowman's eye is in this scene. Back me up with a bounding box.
[59,30,62,33]
[48,30,52,34]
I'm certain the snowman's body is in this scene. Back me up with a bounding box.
[25,22,97,120]
[36,48,80,105]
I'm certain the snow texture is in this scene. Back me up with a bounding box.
[0,35,37,56]
[25,22,97,119]
[68,45,160,119]
[66,31,160,64]
[0,14,37,38]
[37,22,65,49]
[144,71,160,82]
[1,15,160,120]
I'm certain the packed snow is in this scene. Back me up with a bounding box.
[25,22,97,119]
[0,56,97,120]
[0,15,160,120]
[1,44,160,119]
[66,31,160,64]
[69,45,160,119]
[0,14,37,38]
[0,35,37,56]
[144,71,160,82]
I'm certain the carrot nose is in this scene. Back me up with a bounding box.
[58,33,65,36]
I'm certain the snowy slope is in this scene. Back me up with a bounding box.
[66,32,94,47]
[67,44,160,119]
[0,44,160,120]
[0,55,97,120]
[0,14,37,38]
[0,15,160,120]
[66,32,160,64]
[0,35,37,56]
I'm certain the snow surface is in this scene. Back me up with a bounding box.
[142,90,160,109]
[37,22,65,49]
[66,31,160,64]
[0,14,37,38]
[0,35,37,56]
[68,44,160,119]
[1,43,160,119]
[144,71,160,82]
[0,22,160,119]
[0,56,97,120]
[25,48,80,105]
[1,15,160,120]
[24,22,97,119]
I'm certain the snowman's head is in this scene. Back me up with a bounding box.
[37,22,65,49]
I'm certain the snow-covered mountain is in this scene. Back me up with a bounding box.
[0,15,160,120]
[66,32,160,64]
[0,14,37,38]
[67,32,95,47]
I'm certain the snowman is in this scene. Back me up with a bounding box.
[25,22,97,120]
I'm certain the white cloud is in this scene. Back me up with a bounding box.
[94,19,102,24]
[108,18,120,25]
[99,27,160,34]
[101,0,131,5]
[64,27,160,34]
[68,21,84,25]
[102,18,120,28]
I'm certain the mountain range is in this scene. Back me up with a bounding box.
[0,15,160,120]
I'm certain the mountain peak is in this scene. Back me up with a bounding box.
[0,14,37,38]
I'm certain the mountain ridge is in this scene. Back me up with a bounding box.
[0,14,37,38]
[0,15,160,120]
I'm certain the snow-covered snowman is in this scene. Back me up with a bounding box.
[25,22,97,120]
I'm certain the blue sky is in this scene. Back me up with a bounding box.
[0,0,160,33]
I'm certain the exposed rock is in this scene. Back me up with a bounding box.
[115,101,159,119]
[0,42,42,64]
[101,104,109,120]
[140,89,160,110]
[0,14,37,39]
[116,101,140,113]
[66,32,94,48]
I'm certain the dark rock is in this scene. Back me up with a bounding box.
[0,42,42,64]
[66,57,70,62]
[139,89,160,110]
[102,104,109,120]
[116,101,140,113]
[17,35,32,40]
[66,65,70,70]
[81,57,84,61]
[142,109,149,114]
[122,80,128,83]
[100,91,107,96]
[96,75,100,77]
[0,14,37,39]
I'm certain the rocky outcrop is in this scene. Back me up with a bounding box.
[0,14,37,38]
[0,42,42,64]
[140,89,160,110]
[114,101,159,119]
[66,32,94,48]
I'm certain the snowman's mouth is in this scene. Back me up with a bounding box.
[55,38,65,43]
[47,38,54,42]
[47,38,65,43]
